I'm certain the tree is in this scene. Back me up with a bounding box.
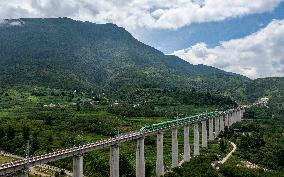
[119,154,135,177]
[46,135,54,152]
[22,126,30,141]
[31,132,40,153]
[44,115,53,125]
[0,127,5,149]
[223,126,229,138]
[0,127,5,140]
[54,172,60,177]
[7,125,15,141]
[145,162,154,177]
[60,170,66,176]
[276,146,284,168]
[219,138,227,153]
[164,156,219,177]
[76,98,81,111]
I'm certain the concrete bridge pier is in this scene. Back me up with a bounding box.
[183,125,190,162]
[236,111,239,122]
[220,116,224,132]
[136,137,145,177]
[214,117,219,138]
[235,111,238,122]
[241,109,245,118]
[237,111,240,122]
[231,112,235,125]
[172,128,178,168]
[225,114,228,127]
[156,132,164,177]
[229,113,233,126]
[73,154,83,177]
[224,114,227,127]
[193,123,200,156]
[218,117,221,134]
[209,119,214,140]
[201,120,207,148]
[223,115,226,129]
[233,111,237,123]
[110,144,119,177]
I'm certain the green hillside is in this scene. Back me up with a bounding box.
[0,18,282,106]
[246,77,284,119]
[0,18,246,97]
[0,17,283,176]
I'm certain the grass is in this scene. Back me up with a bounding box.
[0,155,15,164]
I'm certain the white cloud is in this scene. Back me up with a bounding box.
[172,19,284,79]
[0,0,282,31]
[0,19,24,27]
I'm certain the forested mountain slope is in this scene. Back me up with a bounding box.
[0,18,282,106]
[246,77,284,118]
[0,18,244,92]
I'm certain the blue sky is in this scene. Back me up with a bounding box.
[137,2,284,54]
[1,0,284,78]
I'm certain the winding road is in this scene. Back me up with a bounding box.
[220,141,237,164]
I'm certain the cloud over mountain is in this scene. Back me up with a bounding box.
[0,0,282,30]
[173,19,284,79]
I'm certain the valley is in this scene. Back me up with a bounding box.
[0,18,283,176]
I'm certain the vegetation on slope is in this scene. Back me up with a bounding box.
[0,18,252,104]
[0,18,283,176]
[1,18,282,106]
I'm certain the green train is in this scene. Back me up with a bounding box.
[139,110,221,133]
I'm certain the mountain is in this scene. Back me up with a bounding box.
[2,18,280,107]
[0,18,246,92]
[0,18,283,177]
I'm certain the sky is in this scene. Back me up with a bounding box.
[1,0,284,79]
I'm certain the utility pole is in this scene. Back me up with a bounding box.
[117,127,120,137]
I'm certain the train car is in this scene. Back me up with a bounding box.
[139,110,223,133]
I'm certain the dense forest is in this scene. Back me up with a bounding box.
[0,18,239,89]
[0,18,249,100]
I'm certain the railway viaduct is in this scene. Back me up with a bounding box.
[0,103,264,177]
